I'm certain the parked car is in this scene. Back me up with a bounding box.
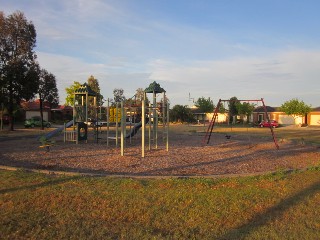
[24,116,51,128]
[259,120,279,128]
[85,118,106,127]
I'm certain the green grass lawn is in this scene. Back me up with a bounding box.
[1,168,319,239]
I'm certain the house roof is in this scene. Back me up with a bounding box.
[191,108,206,114]
[51,105,73,111]
[253,106,280,112]
[20,100,50,111]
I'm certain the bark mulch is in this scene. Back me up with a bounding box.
[0,131,319,177]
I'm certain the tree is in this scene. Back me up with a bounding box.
[87,75,103,105]
[236,102,255,123]
[113,88,125,104]
[38,68,59,129]
[0,11,39,130]
[65,81,81,106]
[279,98,311,124]
[228,97,239,123]
[170,105,195,123]
[195,97,214,113]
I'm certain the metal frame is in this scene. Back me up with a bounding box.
[203,98,279,149]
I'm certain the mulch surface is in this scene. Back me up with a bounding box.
[1,130,320,177]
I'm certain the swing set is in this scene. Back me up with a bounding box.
[202,98,279,149]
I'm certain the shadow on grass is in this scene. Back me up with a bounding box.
[0,174,83,195]
[218,179,320,240]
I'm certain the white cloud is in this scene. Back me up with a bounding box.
[147,49,320,106]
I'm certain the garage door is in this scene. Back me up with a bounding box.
[310,115,320,125]
[278,115,294,125]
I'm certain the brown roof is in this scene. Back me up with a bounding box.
[20,100,50,110]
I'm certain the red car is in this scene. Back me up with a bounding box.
[259,120,279,128]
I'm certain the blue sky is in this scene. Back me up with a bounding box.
[2,0,320,107]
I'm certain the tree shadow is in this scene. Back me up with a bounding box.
[218,179,320,239]
[0,174,83,195]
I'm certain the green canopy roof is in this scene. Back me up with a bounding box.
[144,81,165,93]
[74,83,97,96]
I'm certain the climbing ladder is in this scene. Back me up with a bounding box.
[202,99,222,145]
[202,98,279,149]
[261,98,279,149]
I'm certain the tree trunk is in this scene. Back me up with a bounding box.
[8,80,14,131]
[39,96,44,130]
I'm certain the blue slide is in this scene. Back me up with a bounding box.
[126,121,142,138]
[125,118,149,138]
[41,120,74,141]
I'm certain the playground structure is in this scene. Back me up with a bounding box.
[203,98,279,149]
[60,81,169,158]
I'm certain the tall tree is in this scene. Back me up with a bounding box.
[87,75,103,105]
[38,68,59,129]
[279,98,311,124]
[0,11,39,130]
[65,81,81,106]
[113,88,125,104]
[195,97,214,113]
[236,102,255,123]
[170,105,194,123]
[228,96,239,123]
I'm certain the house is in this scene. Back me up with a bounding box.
[21,99,73,122]
[251,106,301,125]
[20,99,51,121]
[198,104,320,126]
[51,105,73,121]
[252,106,320,126]
[307,107,320,125]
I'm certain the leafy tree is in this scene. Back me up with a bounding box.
[279,98,311,123]
[113,88,125,104]
[135,88,145,103]
[228,97,239,123]
[38,68,59,129]
[236,102,255,123]
[195,97,214,113]
[65,81,81,106]
[0,11,39,130]
[218,103,227,114]
[170,105,195,123]
[87,75,103,105]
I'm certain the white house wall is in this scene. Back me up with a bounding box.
[206,113,228,123]
[26,111,48,121]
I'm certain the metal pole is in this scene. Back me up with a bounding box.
[155,108,158,149]
[107,99,109,147]
[85,93,88,143]
[142,94,145,158]
[116,103,118,147]
[153,91,156,147]
[121,101,124,156]
[261,98,279,150]
[148,103,151,150]
[166,102,169,151]
[163,92,166,142]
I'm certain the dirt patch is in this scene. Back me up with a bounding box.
[0,128,320,177]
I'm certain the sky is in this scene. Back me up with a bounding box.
[2,0,320,107]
